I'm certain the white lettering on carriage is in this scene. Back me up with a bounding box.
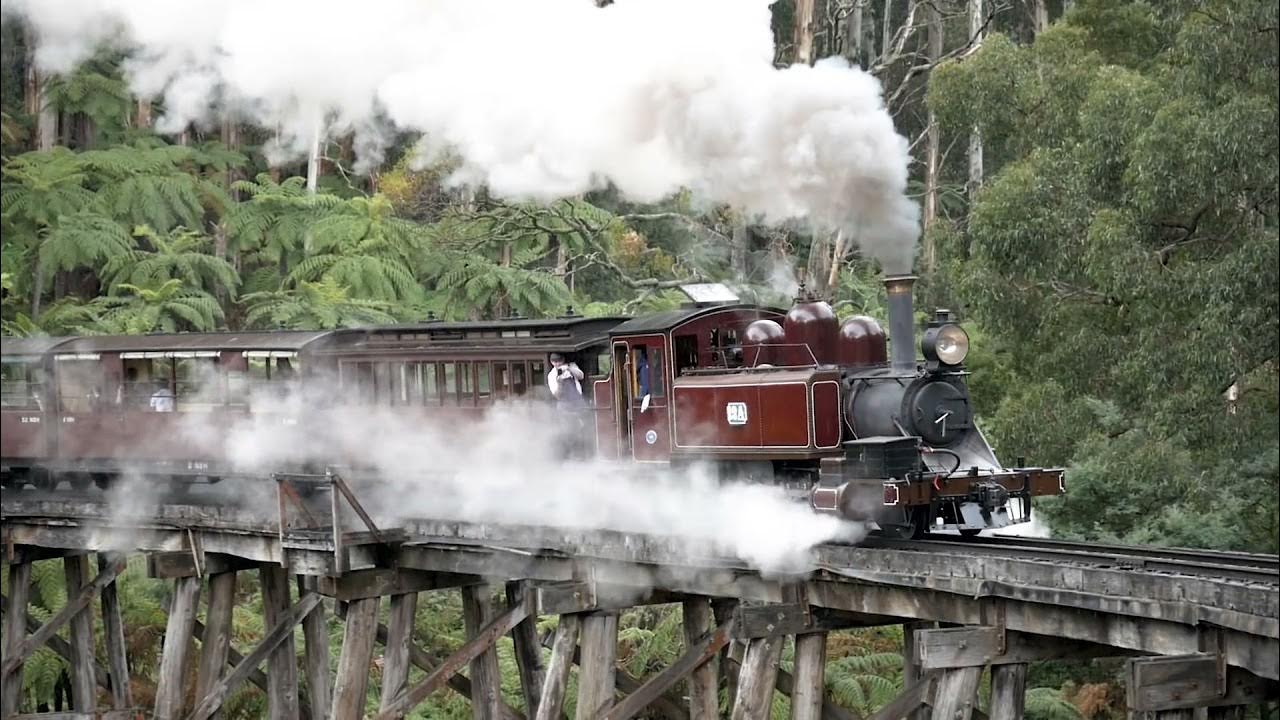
[725,402,748,426]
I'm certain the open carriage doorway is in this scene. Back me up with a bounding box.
[612,342,631,451]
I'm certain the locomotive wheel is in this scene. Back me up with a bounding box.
[92,473,113,491]
[69,475,91,492]
[31,469,55,492]
[880,507,928,540]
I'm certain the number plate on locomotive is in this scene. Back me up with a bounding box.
[725,401,748,426]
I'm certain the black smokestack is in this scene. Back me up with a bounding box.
[884,275,917,373]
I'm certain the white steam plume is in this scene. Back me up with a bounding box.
[216,398,864,575]
[7,0,920,273]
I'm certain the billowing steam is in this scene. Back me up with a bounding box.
[6,0,919,272]
[89,395,862,575]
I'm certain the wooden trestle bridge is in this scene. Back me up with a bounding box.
[1,475,1277,720]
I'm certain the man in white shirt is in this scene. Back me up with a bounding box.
[546,353,584,404]
[149,381,176,412]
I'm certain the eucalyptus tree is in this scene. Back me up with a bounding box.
[928,0,1279,550]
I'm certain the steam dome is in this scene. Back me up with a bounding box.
[837,315,888,367]
[784,289,838,365]
[742,319,785,366]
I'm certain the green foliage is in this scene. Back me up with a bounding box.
[1025,687,1084,720]
[932,0,1279,551]
[825,651,903,714]
[242,278,400,330]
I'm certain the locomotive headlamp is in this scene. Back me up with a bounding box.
[922,324,970,366]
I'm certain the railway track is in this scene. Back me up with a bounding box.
[868,533,1280,586]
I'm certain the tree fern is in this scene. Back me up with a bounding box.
[102,225,240,298]
[1025,687,1083,720]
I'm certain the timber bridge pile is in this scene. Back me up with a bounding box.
[1,476,1277,720]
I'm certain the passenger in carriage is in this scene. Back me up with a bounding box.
[149,379,175,412]
[546,352,585,406]
[116,367,138,406]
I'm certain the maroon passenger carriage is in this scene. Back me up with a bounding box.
[0,278,1064,536]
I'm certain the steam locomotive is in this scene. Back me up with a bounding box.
[0,275,1063,536]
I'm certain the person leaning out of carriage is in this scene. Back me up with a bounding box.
[546,352,585,406]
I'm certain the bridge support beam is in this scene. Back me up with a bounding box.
[333,595,380,718]
[730,633,784,720]
[537,612,581,720]
[98,552,133,710]
[261,564,301,720]
[464,584,505,720]
[791,632,827,720]
[155,574,201,720]
[990,663,1028,720]
[1,560,33,717]
[301,576,331,720]
[1126,654,1275,716]
[379,591,418,713]
[576,611,620,720]
[682,598,719,719]
[508,580,545,719]
[194,569,237,720]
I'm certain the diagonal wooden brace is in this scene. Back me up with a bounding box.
[599,617,735,720]
[185,592,322,720]
[375,596,531,720]
[1,556,126,678]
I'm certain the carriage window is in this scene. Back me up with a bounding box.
[390,362,412,405]
[492,362,509,398]
[595,350,611,377]
[457,361,475,405]
[512,362,527,396]
[1,362,44,409]
[442,363,458,405]
[530,359,548,399]
[423,363,440,405]
[346,362,376,405]
[57,359,105,413]
[476,362,492,402]
[175,358,222,409]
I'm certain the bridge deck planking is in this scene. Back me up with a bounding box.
[3,497,1279,685]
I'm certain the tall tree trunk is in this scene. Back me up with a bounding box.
[305,117,323,194]
[844,0,866,67]
[967,0,985,205]
[730,215,749,280]
[25,46,58,151]
[75,115,95,149]
[31,253,46,320]
[805,229,837,297]
[58,110,72,146]
[1031,0,1049,34]
[826,229,848,291]
[881,0,894,63]
[793,0,817,65]
[922,1,944,273]
[135,98,152,130]
[221,117,240,196]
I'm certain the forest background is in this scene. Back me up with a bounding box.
[0,0,1276,717]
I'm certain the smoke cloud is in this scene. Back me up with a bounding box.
[6,0,919,272]
[209,395,864,575]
